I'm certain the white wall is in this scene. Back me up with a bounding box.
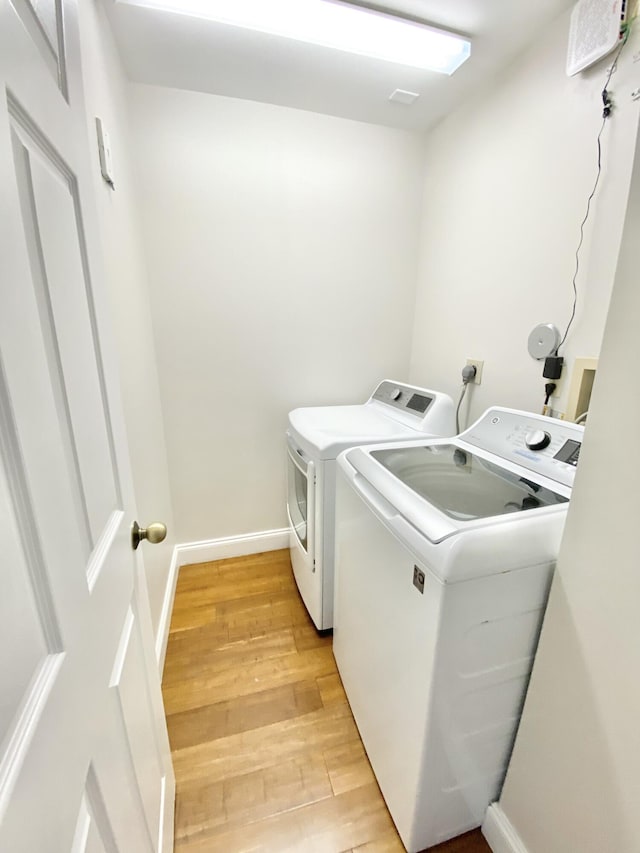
[489,105,640,853]
[77,0,175,642]
[409,10,640,427]
[128,85,426,544]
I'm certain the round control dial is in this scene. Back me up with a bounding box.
[525,429,551,451]
[390,388,402,401]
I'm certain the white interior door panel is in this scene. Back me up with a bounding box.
[0,1,175,850]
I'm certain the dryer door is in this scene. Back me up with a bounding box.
[286,435,314,554]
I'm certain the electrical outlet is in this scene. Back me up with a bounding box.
[465,359,483,385]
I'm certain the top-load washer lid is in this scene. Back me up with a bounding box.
[339,406,584,546]
[371,444,568,522]
[287,381,455,460]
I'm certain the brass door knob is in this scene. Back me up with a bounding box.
[131,520,167,550]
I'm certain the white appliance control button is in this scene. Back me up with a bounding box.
[525,429,551,450]
[391,388,402,401]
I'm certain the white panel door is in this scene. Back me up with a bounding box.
[0,1,175,851]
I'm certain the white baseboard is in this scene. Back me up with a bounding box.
[175,527,290,566]
[482,804,530,853]
[155,528,290,672]
[155,545,180,674]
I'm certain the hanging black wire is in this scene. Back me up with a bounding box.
[557,33,629,352]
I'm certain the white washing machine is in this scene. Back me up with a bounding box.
[332,407,584,852]
[286,380,455,630]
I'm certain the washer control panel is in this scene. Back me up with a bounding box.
[525,429,551,450]
[463,407,584,487]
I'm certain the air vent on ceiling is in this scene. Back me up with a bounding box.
[389,89,420,104]
[566,0,627,76]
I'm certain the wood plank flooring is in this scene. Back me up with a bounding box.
[163,549,492,853]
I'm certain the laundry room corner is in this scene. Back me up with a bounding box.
[125,83,427,548]
[8,0,640,849]
[408,4,640,427]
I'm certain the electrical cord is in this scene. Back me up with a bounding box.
[455,384,468,433]
[455,364,477,432]
[545,382,556,404]
[557,31,630,353]
[542,381,557,415]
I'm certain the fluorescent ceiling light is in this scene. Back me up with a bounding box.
[125,0,471,74]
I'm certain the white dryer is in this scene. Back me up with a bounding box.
[286,380,455,630]
[333,407,584,851]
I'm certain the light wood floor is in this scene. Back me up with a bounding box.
[163,549,492,853]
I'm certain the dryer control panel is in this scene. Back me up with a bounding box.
[462,407,584,488]
[368,381,456,438]
[371,380,434,416]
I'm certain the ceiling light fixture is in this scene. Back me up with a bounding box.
[124,0,471,74]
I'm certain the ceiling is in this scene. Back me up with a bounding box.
[106,0,575,133]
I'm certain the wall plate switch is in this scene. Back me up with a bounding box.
[465,359,483,384]
[412,565,425,594]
